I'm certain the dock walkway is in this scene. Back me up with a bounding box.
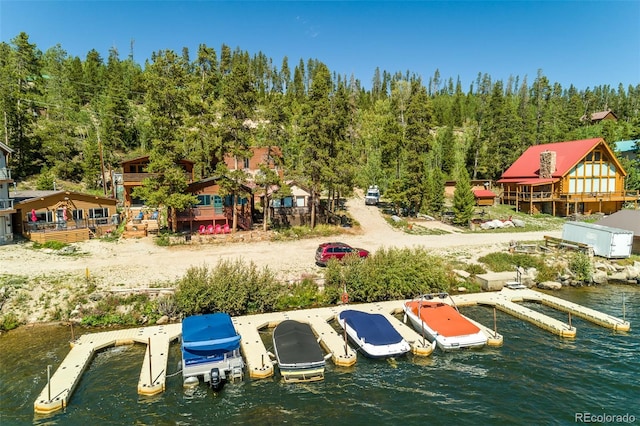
[34,324,181,414]
[35,288,629,414]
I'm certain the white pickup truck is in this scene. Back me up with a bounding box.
[364,185,380,205]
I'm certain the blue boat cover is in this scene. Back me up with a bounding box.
[339,310,403,345]
[181,313,241,361]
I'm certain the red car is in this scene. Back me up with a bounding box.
[315,242,370,266]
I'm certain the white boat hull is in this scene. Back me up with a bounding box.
[403,306,486,351]
[337,317,410,358]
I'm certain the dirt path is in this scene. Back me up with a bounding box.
[0,195,561,322]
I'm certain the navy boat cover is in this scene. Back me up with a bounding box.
[181,313,241,363]
[339,310,403,345]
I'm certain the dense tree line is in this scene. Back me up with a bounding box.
[1,32,639,222]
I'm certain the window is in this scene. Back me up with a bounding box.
[243,157,250,169]
[89,207,108,219]
[296,196,305,207]
[197,195,211,206]
[72,209,84,220]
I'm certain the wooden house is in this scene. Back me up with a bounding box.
[224,146,284,179]
[175,177,253,233]
[268,181,312,226]
[0,141,15,244]
[121,156,195,208]
[581,110,618,124]
[498,138,639,216]
[11,190,118,243]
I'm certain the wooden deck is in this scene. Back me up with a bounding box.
[34,288,629,414]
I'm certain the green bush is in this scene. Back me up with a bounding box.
[32,240,69,250]
[275,278,326,311]
[569,252,593,282]
[477,252,543,272]
[0,313,20,331]
[324,247,455,304]
[174,260,284,316]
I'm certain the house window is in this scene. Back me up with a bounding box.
[272,199,282,208]
[89,207,108,219]
[72,209,84,220]
[196,195,211,206]
[296,196,305,207]
[243,158,250,169]
[283,197,293,208]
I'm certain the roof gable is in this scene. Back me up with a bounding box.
[501,138,605,180]
[0,141,13,155]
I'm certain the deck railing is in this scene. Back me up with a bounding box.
[502,190,639,202]
[0,198,14,210]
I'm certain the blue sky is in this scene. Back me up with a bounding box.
[1,1,639,91]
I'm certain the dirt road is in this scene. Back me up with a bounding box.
[1,194,561,291]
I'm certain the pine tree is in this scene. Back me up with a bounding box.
[452,167,475,226]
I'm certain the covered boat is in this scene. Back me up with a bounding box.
[337,310,411,358]
[181,313,244,390]
[273,320,325,383]
[403,294,487,351]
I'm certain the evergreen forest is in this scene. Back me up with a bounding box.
[2,32,639,220]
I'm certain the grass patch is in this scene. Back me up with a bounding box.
[271,224,346,241]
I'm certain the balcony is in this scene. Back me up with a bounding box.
[0,167,11,182]
[0,198,14,211]
[123,172,193,184]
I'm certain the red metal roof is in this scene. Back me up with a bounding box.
[501,138,604,180]
[472,189,497,198]
[496,178,558,185]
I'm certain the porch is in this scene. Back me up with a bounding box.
[501,189,639,216]
[22,218,115,243]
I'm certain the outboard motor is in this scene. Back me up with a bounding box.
[209,367,225,391]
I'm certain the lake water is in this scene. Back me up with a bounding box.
[1,285,638,425]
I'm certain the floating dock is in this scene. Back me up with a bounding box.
[33,324,181,414]
[34,288,629,414]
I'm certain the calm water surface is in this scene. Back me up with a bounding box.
[1,285,638,425]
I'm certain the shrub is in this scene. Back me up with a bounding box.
[324,247,456,304]
[477,252,543,272]
[174,260,283,316]
[0,313,20,331]
[568,252,593,282]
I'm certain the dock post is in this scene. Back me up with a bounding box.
[148,337,152,385]
[47,365,51,402]
[623,294,626,321]
[493,308,498,338]
[568,312,572,329]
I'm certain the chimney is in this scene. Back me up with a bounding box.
[539,150,556,179]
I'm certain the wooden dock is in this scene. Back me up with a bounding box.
[34,288,629,414]
[33,324,181,414]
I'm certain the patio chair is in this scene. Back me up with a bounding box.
[150,210,159,220]
[223,223,230,234]
[206,224,214,234]
[133,211,144,223]
[214,224,222,234]
[198,225,206,235]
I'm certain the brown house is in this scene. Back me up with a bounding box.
[224,146,284,179]
[581,110,618,123]
[121,156,195,208]
[175,177,253,233]
[11,190,118,243]
[498,138,639,216]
